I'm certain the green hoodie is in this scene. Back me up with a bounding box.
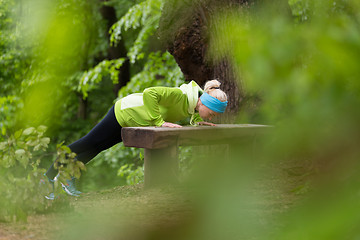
[114,81,204,127]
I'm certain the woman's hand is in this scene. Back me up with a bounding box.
[197,121,217,126]
[161,122,183,128]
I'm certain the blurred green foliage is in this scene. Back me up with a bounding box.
[203,0,360,239]
[54,143,86,182]
[118,51,184,98]
[0,0,185,210]
[0,126,50,221]
[79,58,126,99]
[79,0,182,99]
[0,125,85,221]
[18,0,103,129]
[110,0,162,63]
[0,0,30,97]
[1,0,360,238]
[0,96,20,136]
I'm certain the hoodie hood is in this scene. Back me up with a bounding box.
[178,80,204,125]
[179,80,204,114]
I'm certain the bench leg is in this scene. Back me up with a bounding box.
[144,145,179,188]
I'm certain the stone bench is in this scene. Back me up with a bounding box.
[121,124,272,188]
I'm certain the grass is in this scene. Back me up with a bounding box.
[0,159,308,240]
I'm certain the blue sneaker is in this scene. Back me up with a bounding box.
[60,177,82,197]
[41,174,56,200]
[45,192,55,201]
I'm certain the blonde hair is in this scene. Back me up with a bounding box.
[204,80,228,102]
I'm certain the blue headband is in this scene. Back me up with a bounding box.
[200,92,228,113]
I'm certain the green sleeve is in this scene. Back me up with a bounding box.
[142,87,168,126]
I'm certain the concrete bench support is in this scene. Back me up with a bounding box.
[144,146,179,188]
[122,124,271,188]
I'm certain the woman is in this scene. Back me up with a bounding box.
[44,80,228,199]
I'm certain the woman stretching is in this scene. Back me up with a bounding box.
[44,80,228,199]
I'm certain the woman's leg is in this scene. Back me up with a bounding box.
[46,105,122,179]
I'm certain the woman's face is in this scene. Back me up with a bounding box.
[198,102,220,121]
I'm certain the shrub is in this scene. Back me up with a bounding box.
[0,126,50,221]
[0,126,85,222]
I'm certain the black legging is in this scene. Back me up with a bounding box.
[46,105,122,179]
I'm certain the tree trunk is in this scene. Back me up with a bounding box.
[159,0,291,123]
[99,0,130,97]
[159,0,252,122]
[77,94,88,120]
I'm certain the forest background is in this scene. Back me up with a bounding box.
[1,0,360,237]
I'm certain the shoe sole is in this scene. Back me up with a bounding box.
[45,195,55,200]
[60,182,80,197]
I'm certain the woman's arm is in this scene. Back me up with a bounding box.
[142,87,166,127]
[143,87,185,127]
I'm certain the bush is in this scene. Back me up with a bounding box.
[0,125,85,222]
[0,126,50,221]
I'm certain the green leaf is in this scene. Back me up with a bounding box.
[60,170,71,181]
[15,149,26,157]
[33,144,42,151]
[22,127,35,136]
[15,149,30,168]
[37,137,51,150]
[37,125,47,133]
[56,141,65,148]
[76,161,86,171]
[14,130,22,139]
[78,58,125,98]
[68,152,77,159]
[61,145,72,154]
[26,139,38,147]
[57,155,67,164]
[0,142,7,150]
[2,154,15,168]
[74,168,81,179]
